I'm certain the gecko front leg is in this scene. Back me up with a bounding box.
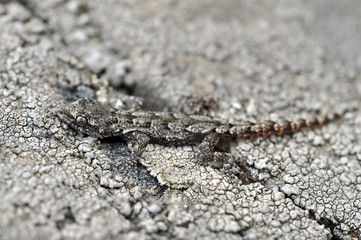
[196,133,221,161]
[197,133,220,162]
[126,132,150,161]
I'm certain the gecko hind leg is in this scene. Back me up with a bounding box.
[196,133,232,167]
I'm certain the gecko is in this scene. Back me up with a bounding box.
[57,97,356,162]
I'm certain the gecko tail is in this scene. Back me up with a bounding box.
[229,105,358,138]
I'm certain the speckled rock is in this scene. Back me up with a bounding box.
[1,0,361,240]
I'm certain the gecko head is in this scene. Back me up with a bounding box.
[57,97,120,138]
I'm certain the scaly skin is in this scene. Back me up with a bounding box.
[57,97,356,162]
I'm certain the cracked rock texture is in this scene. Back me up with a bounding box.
[1,0,361,239]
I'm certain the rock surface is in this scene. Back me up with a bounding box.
[1,0,361,239]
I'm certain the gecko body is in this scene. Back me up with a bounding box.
[57,98,355,162]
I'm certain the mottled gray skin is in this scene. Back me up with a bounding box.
[57,97,355,162]
[57,98,234,144]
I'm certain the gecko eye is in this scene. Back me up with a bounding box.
[76,116,88,127]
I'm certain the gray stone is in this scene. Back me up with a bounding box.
[0,0,360,239]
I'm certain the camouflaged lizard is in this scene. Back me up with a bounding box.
[57,97,356,162]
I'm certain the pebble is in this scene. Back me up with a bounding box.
[6,2,31,22]
[78,143,92,152]
[312,136,324,146]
